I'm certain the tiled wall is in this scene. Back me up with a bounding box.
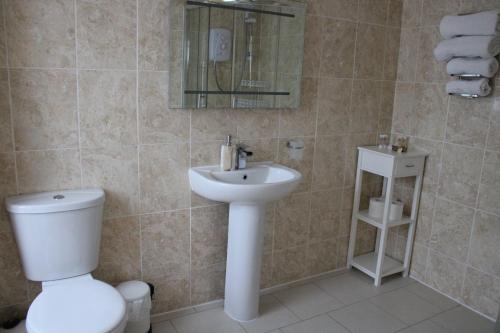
[0,0,401,319]
[391,0,500,320]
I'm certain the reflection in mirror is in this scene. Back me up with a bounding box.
[169,0,306,109]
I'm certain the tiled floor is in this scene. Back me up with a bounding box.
[151,270,495,333]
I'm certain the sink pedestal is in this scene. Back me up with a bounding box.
[224,203,265,322]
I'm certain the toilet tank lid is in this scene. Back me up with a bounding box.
[5,189,105,214]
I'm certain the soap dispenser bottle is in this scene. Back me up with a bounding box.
[221,135,234,171]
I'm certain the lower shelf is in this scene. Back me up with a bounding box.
[352,252,404,278]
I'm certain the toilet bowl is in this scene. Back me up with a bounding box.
[5,189,127,333]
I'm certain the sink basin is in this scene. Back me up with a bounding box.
[188,162,301,322]
[189,163,302,203]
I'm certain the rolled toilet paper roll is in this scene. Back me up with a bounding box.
[368,197,404,221]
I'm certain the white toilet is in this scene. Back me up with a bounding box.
[5,189,127,333]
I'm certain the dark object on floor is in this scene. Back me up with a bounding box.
[1,319,21,330]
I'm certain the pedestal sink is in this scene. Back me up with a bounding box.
[189,162,301,321]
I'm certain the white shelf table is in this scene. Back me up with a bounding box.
[347,146,428,286]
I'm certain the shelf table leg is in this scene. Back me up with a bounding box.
[374,176,394,286]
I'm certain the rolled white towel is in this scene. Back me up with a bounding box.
[446,78,492,97]
[447,57,499,78]
[440,10,500,39]
[434,35,500,61]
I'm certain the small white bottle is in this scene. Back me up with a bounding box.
[220,135,234,171]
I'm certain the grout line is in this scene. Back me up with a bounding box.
[136,0,144,283]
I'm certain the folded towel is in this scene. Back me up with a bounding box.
[434,35,500,61]
[440,10,500,39]
[446,78,492,96]
[447,57,499,78]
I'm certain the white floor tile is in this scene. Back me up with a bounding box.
[369,288,442,325]
[354,271,415,294]
[431,307,495,333]
[273,283,344,320]
[329,300,406,333]
[281,315,350,333]
[152,320,178,333]
[315,272,380,304]
[398,320,451,333]
[404,282,458,311]
[240,295,300,333]
[172,308,246,333]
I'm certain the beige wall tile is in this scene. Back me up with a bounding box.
[446,96,492,148]
[94,216,141,285]
[425,250,465,299]
[191,262,225,304]
[302,15,322,78]
[141,210,190,279]
[308,0,358,20]
[5,0,75,68]
[415,27,448,82]
[273,246,307,284]
[17,149,81,193]
[459,0,500,12]
[392,82,415,135]
[307,239,338,275]
[387,0,403,27]
[358,0,388,25]
[10,69,77,150]
[278,137,314,193]
[411,137,442,192]
[77,0,136,69]
[0,303,30,324]
[343,133,378,188]
[336,236,349,267]
[384,27,401,81]
[317,78,351,136]
[312,136,346,191]
[420,0,460,27]
[414,191,435,245]
[349,80,381,133]
[429,199,473,262]
[438,144,482,207]
[279,77,318,138]
[139,143,189,213]
[275,193,311,250]
[354,24,386,80]
[310,190,342,242]
[0,269,26,307]
[320,19,356,79]
[413,83,448,141]
[0,153,16,230]
[235,110,279,140]
[409,242,428,281]
[379,81,396,134]
[397,29,419,82]
[0,2,5,68]
[401,0,422,28]
[191,204,228,269]
[0,70,12,152]
[478,151,500,216]
[486,95,500,152]
[461,267,500,319]
[469,211,500,278]
[81,146,139,218]
[79,70,137,148]
[138,0,169,70]
[139,71,189,144]
[149,272,190,314]
[191,109,236,142]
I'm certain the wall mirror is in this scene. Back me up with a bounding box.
[169,0,307,109]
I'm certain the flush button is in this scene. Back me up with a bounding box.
[53,194,65,200]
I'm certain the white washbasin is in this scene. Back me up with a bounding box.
[189,162,302,203]
[188,162,301,322]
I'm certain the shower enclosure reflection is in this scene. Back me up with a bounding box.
[169,0,306,109]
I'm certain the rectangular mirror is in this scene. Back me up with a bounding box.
[169,0,306,109]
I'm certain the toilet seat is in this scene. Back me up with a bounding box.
[27,277,126,333]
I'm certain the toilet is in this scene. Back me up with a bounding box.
[5,189,127,333]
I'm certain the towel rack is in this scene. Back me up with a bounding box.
[452,73,485,79]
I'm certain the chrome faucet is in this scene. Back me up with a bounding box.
[235,145,253,170]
